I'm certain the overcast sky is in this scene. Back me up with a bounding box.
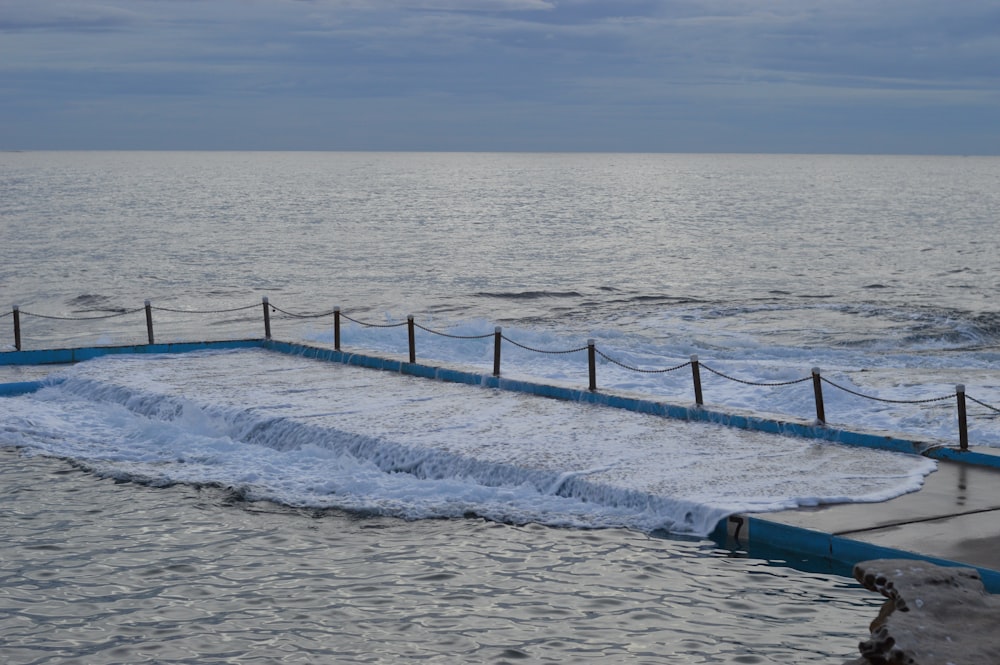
[2,0,998,153]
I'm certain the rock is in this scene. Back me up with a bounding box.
[847,559,1000,664]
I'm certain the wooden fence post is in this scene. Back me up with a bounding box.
[262,296,271,339]
[144,300,154,345]
[956,384,969,451]
[812,367,826,425]
[334,307,341,350]
[493,327,502,376]
[12,305,21,351]
[588,339,597,392]
[407,315,415,363]
[690,355,703,406]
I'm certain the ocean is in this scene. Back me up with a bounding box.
[1,151,999,663]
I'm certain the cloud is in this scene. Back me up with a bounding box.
[0,0,140,32]
[0,0,998,152]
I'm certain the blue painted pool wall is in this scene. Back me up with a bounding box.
[925,446,1000,468]
[742,516,1000,594]
[0,339,264,366]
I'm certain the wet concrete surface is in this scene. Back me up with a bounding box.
[759,451,1000,573]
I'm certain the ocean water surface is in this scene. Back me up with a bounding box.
[1,449,880,664]
[2,151,999,662]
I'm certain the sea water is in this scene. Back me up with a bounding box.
[1,151,999,663]
[2,349,935,535]
[1,449,879,664]
[3,152,999,442]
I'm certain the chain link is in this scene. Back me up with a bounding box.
[338,312,408,328]
[413,322,494,340]
[501,334,588,355]
[18,308,146,321]
[968,395,1000,414]
[700,363,812,387]
[268,305,340,320]
[151,304,259,314]
[595,348,691,374]
[820,377,955,404]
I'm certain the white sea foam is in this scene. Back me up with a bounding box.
[299,313,1000,449]
[1,349,936,536]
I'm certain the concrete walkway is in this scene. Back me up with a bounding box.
[733,449,1000,590]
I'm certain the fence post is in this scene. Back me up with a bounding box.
[493,327,502,377]
[144,300,154,345]
[812,367,826,425]
[334,307,341,351]
[262,296,271,339]
[12,305,21,351]
[588,339,597,391]
[956,384,969,451]
[690,355,703,406]
[407,315,415,364]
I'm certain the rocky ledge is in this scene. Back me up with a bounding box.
[846,559,1000,664]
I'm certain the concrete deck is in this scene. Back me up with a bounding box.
[733,451,1000,591]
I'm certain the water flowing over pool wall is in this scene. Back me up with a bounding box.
[4,338,1000,592]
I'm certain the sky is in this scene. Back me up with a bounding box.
[1,0,999,154]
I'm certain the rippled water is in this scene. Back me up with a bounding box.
[2,449,878,664]
[3,151,996,663]
[3,152,999,332]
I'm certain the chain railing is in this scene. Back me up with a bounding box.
[5,298,998,451]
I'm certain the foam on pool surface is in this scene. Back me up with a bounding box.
[0,348,937,536]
